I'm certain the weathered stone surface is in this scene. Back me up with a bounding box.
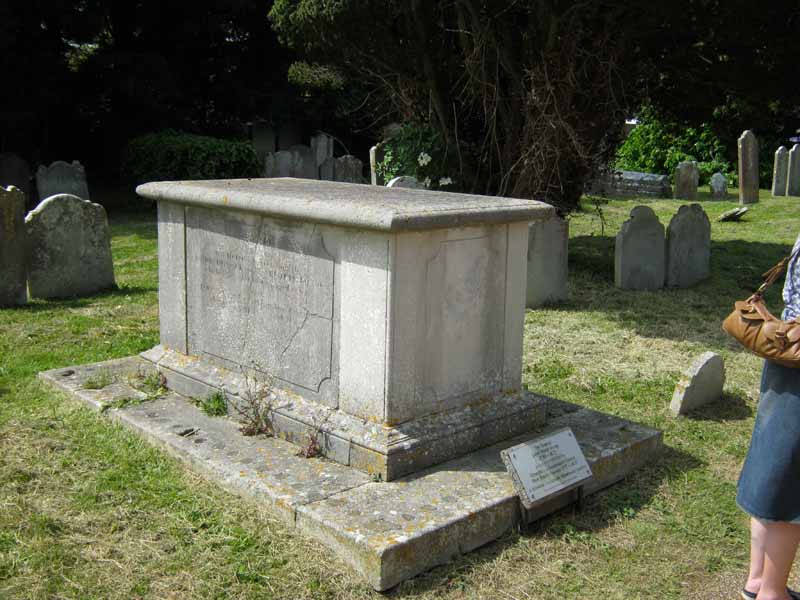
[137,179,553,478]
[265,151,293,178]
[370,144,386,186]
[590,170,671,198]
[386,175,424,189]
[787,144,800,197]
[311,133,334,171]
[319,156,335,181]
[674,161,699,200]
[334,155,363,183]
[772,146,789,196]
[710,172,728,199]
[0,153,32,205]
[614,205,665,291]
[40,358,662,592]
[36,160,90,201]
[738,130,759,204]
[670,352,725,416]
[526,215,568,307]
[717,207,749,222]
[289,144,317,179]
[666,204,710,288]
[0,186,27,306]
[25,194,115,298]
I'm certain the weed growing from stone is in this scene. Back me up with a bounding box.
[82,370,115,390]
[233,366,275,436]
[296,410,331,459]
[197,391,228,417]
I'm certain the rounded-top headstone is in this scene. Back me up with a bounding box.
[674,161,699,200]
[36,160,90,201]
[25,194,115,299]
[670,352,725,416]
[710,172,728,199]
[772,146,789,197]
[386,176,425,189]
[666,203,711,288]
[614,205,666,291]
[787,144,800,197]
[0,185,28,306]
[737,130,759,205]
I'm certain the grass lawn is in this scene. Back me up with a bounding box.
[0,187,797,599]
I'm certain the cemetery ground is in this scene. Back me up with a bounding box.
[0,187,795,599]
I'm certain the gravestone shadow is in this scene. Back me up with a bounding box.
[685,391,753,422]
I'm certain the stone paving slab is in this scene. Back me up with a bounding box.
[40,357,662,591]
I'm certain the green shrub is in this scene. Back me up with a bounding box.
[615,106,732,185]
[376,124,457,190]
[123,130,261,184]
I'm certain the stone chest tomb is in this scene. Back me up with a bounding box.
[137,178,554,480]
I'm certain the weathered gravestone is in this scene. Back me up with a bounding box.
[0,186,27,306]
[718,207,749,222]
[319,156,335,181]
[0,153,32,204]
[615,205,665,291]
[136,178,554,480]
[666,204,710,288]
[526,215,568,307]
[334,155,363,183]
[311,133,334,177]
[289,145,317,179]
[670,352,725,416]
[369,144,386,186]
[710,172,728,199]
[772,146,789,196]
[590,170,671,198]
[264,150,293,178]
[738,130,759,204]
[674,161,699,200]
[25,194,115,299]
[386,175,424,189]
[36,160,90,201]
[787,144,800,197]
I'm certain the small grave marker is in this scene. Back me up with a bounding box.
[501,427,592,509]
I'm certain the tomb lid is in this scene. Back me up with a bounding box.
[136,178,553,232]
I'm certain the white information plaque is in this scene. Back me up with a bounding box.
[500,427,593,509]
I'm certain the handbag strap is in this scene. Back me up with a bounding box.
[753,243,800,299]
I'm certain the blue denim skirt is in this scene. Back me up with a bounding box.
[737,360,800,522]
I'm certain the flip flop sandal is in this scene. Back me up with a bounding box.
[741,588,800,599]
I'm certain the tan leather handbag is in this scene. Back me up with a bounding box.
[722,248,800,367]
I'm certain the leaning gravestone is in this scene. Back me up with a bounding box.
[527,215,568,307]
[264,150,293,178]
[386,175,424,189]
[25,194,115,299]
[738,130,759,204]
[710,172,728,199]
[772,146,789,196]
[787,144,800,197]
[0,186,27,306]
[36,160,90,201]
[666,204,711,288]
[674,161,699,200]
[615,205,665,291]
[334,155,363,183]
[0,153,32,204]
[670,352,725,416]
[718,207,749,222]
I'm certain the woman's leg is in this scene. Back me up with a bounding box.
[757,520,800,600]
[747,517,767,593]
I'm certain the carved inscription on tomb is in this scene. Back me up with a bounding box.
[185,207,335,392]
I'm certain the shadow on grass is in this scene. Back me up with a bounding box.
[392,443,701,596]
[559,235,793,345]
[4,285,156,313]
[685,391,753,422]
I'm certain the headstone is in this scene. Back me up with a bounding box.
[25,194,115,299]
[311,133,334,174]
[265,151,293,178]
[334,155,363,183]
[526,215,568,307]
[738,130,759,204]
[673,161,699,200]
[589,169,671,198]
[772,146,789,196]
[0,153,32,204]
[614,205,665,291]
[289,145,317,179]
[251,121,276,166]
[136,178,554,480]
[666,204,711,288]
[370,144,386,186]
[787,144,800,197]
[710,172,728,199]
[36,161,90,201]
[386,176,424,189]
[0,186,27,306]
[319,156,335,181]
[669,352,725,416]
[717,207,749,222]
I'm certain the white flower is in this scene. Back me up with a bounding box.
[417,152,432,167]
[423,177,432,188]
[438,177,453,186]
